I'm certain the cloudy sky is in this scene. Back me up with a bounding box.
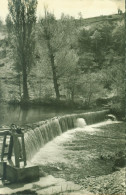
[0,0,125,21]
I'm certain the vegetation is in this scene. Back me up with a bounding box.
[7,0,37,102]
[39,8,61,100]
[0,1,125,117]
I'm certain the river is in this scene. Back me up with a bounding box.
[0,103,80,127]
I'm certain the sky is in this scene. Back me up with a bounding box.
[0,0,125,21]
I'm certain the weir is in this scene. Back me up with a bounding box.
[24,110,109,160]
[0,110,109,183]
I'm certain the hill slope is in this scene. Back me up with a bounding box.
[0,13,124,108]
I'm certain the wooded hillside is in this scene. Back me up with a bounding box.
[0,12,125,118]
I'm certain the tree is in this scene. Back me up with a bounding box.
[78,29,91,53]
[5,15,13,35]
[39,9,75,100]
[38,11,78,101]
[7,0,37,102]
[118,8,123,15]
[112,24,125,55]
[0,81,3,102]
[0,18,3,27]
[40,8,60,100]
[59,49,79,102]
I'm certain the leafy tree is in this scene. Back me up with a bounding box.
[78,22,114,70]
[39,8,60,100]
[7,0,37,102]
[38,9,77,100]
[78,52,98,73]
[5,15,13,35]
[59,49,79,102]
[78,29,91,53]
[112,23,125,55]
[0,81,3,102]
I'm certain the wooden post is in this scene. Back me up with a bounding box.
[0,129,27,168]
[21,134,27,166]
[13,134,20,168]
[7,136,13,160]
[1,135,7,161]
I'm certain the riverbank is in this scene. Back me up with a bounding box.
[6,98,105,111]
[1,97,125,124]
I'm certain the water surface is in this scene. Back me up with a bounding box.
[0,103,79,126]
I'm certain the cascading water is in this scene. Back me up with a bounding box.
[24,118,63,159]
[23,110,109,161]
[74,118,87,128]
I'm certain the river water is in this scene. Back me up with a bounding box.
[0,103,80,126]
[30,120,119,166]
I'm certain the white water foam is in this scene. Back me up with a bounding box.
[28,120,120,166]
[74,118,87,128]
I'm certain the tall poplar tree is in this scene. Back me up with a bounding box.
[8,0,37,102]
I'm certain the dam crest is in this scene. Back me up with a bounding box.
[24,110,109,160]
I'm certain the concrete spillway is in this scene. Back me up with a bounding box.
[24,110,109,160]
[0,109,112,188]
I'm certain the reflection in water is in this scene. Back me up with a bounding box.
[0,103,76,126]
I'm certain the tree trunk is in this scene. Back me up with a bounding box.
[44,18,60,100]
[87,74,92,107]
[50,54,60,100]
[21,10,29,102]
[71,89,75,103]
[87,92,92,107]
[18,73,22,101]
[22,66,29,102]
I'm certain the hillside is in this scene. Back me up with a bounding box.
[0,13,125,116]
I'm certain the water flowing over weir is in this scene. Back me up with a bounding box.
[24,110,109,160]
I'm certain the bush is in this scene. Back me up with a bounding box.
[110,101,125,120]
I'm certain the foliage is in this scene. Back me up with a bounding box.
[0,18,3,27]
[7,0,37,102]
[5,15,13,35]
[77,19,125,115]
[38,9,79,101]
[38,9,61,100]
[3,9,125,117]
[0,81,3,101]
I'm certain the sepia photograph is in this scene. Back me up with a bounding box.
[0,0,125,194]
